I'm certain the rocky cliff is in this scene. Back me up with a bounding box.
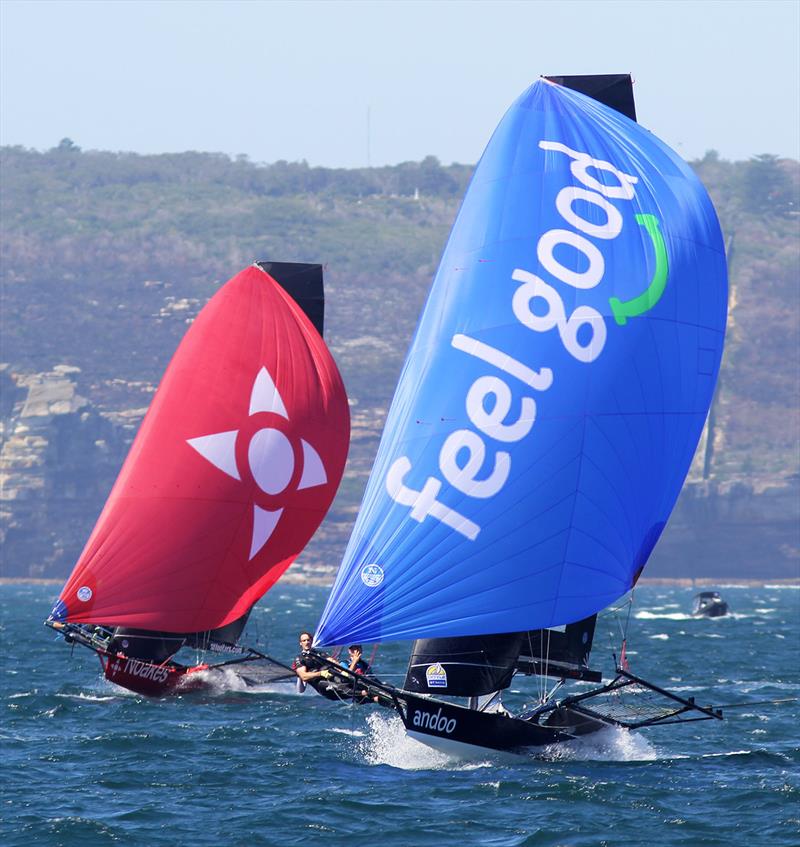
[2,363,797,582]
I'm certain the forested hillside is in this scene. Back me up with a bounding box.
[1,142,798,579]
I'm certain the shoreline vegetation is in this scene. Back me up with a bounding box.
[1,147,798,581]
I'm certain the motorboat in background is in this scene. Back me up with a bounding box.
[692,591,730,618]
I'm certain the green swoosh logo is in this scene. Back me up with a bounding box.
[609,214,669,326]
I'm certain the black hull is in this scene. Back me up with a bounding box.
[395,690,608,755]
[304,656,723,757]
[693,603,729,618]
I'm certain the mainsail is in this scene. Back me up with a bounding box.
[315,77,727,647]
[402,615,600,697]
[50,263,350,635]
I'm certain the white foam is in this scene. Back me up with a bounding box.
[539,726,658,762]
[357,711,491,770]
[635,611,692,620]
[55,692,117,703]
[331,727,366,738]
[180,666,299,697]
[699,749,753,759]
[355,711,662,768]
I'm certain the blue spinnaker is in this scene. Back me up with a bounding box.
[316,79,727,647]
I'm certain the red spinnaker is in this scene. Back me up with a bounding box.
[56,265,349,632]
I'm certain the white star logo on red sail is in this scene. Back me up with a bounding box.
[186,367,327,560]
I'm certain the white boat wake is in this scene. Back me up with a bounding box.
[356,710,659,769]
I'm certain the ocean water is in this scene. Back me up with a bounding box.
[2,582,798,847]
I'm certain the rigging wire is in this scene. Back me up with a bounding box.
[543,628,552,696]
[605,592,635,670]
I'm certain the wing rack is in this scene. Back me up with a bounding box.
[549,669,724,729]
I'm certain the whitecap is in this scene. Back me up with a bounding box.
[741,680,798,692]
[56,692,117,702]
[635,611,692,620]
[649,633,669,640]
[699,749,752,759]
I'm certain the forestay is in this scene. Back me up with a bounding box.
[315,78,727,647]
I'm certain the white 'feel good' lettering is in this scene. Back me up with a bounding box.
[386,140,638,539]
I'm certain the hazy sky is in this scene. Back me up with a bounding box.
[1,0,798,168]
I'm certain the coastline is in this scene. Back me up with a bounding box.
[2,576,798,588]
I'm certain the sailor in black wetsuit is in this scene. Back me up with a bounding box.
[293,632,354,700]
[294,632,384,703]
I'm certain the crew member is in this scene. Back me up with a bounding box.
[294,633,385,704]
[344,644,372,676]
[293,631,340,700]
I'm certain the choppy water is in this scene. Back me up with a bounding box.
[2,582,798,846]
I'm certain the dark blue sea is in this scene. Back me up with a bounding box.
[2,582,798,847]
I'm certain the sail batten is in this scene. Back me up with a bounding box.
[315,78,726,648]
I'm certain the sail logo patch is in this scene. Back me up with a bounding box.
[412,706,456,734]
[77,586,93,602]
[361,564,384,587]
[187,367,329,560]
[425,662,447,688]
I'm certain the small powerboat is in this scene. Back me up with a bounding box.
[692,591,729,618]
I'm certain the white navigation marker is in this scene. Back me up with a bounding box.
[249,366,288,418]
[187,430,241,480]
